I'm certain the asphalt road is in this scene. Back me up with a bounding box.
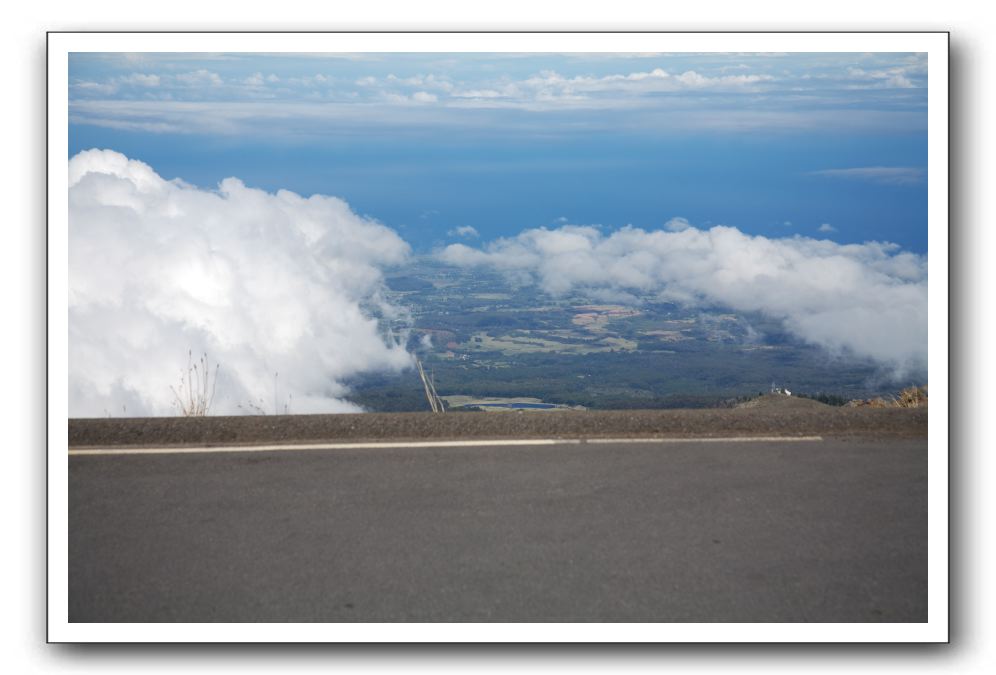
[68,437,927,622]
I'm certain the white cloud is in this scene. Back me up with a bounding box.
[448,225,479,238]
[72,80,119,95]
[818,223,837,233]
[359,74,454,94]
[68,54,926,137]
[288,74,331,87]
[810,166,925,185]
[567,53,666,60]
[380,92,410,105]
[380,91,439,105]
[512,67,774,101]
[69,149,413,417]
[387,73,454,91]
[885,74,914,89]
[175,69,223,86]
[450,89,504,99]
[72,73,160,95]
[349,65,774,111]
[663,217,691,232]
[847,65,922,89]
[674,70,772,88]
[438,224,927,375]
[118,73,160,87]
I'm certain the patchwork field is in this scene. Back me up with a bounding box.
[440,395,582,412]
[342,259,917,413]
[463,331,638,355]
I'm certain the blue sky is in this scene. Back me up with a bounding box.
[69,52,928,252]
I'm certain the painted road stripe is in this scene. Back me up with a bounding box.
[68,439,582,456]
[68,436,822,456]
[585,436,824,444]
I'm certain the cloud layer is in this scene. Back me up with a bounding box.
[809,166,926,185]
[69,52,928,137]
[69,149,413,417]
[439,224,927,375]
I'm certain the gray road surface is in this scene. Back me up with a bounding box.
[68,437,927,622]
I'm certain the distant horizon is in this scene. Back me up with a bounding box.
[70,51,928,253]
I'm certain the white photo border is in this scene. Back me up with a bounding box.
[48,31,949,643]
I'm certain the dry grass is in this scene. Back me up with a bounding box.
[895,385,928,408]
[237,372,292,415]
[864,398,892,408]
[170,351,219,417]
[848,384,927,408]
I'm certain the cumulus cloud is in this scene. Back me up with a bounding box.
[175,69,223,86]
[448,225,479,238]
[380,91,439,105]
[69,53,927,137]
[818,223,837,233]
[847,65,923,89]
[350,65,775,110]
[118,73,161,87]
[69,149,414,417]
[72,73,160,95]
[885,74,914,89]
[243,72,266,87]
[438,224,927,375]
[516,67,773,99]
[288,74,330,87]
[385,73,454,91]
[450,89,504,99]
[72,80,119,95]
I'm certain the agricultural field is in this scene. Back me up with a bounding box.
[439,395,581,412]
[345,257,905,413]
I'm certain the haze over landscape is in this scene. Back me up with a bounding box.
[68,52,929,417]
